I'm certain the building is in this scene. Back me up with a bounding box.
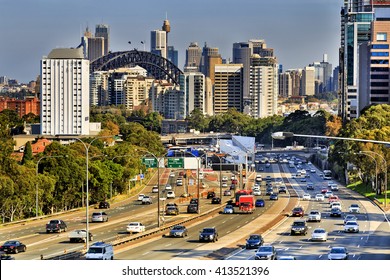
[150,81,183,119]
[167,46,178,66]
[151,30,167,59]
[185,42,202,71]
[40,48,90,136]
[81,27,105,61]
[95,24,110,56]
[358,20,390,112]
[302,66,315,96]
[0,96,40,117]
[214,64,243,114]
[200,43,222,83]
[180,72,206,117]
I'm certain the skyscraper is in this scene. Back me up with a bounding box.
[200,43,222,84]
[151,30,167,59]
[185,42,202,71]
[40,48,90,136]
[95,24,110,55]
[81,26,105,61]
[180,72,206,117]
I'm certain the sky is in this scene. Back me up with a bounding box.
[1,0,342,83]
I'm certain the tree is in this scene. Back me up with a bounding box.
[21,141,33,164]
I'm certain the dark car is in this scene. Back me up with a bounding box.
[169,225,188,238]
[207,191,216,199]
[187,203,198,213]
[306,184,315,190]
[190,198,198,205]
[98,201,110,209]
[290,220,308,236]
[0,240,26,254]
[292,207,304,217]
[166,206,179,215]
[46,219,67,233]
[199,227,218,242]
[266,187,273,195]
[211,197,221,204]
[254,245,277,260]
[278,186,287,193]
[330,207,342,217]
[245,234,264,249]
[269,193,279,200]
[255,199,265,207]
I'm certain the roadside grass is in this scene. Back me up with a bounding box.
[347,180,389,206]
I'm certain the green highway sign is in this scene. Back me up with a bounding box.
[167,158,184,168]
[142,157,158,168]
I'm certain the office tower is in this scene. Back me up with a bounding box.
[302,66,315,96]
[167,46,178,66]
[279,69,303,98]
[151,30,167,58]
[0,76,8,85]
[150,81,183,119]
[95,24,110,55]
[333,66,340,92]
[358,20,390,112]
[200,43,222,83]
[204,77,214,116]
[185,42,202,71]
[309,54,333,94]
[90,71,109,106]
[180,72,206,117]
[247,55,278,118]
[214,64,243,114]
[40,48,90,136]
[81,27,105,61]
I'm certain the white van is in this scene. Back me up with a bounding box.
[85,242,114,260]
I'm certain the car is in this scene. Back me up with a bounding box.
[46,219,67,233]
[330,207,342,217]
[141,195,153,204]
[254,245,277,260]
[168,225,188,238]
[231,175,236,180]
[349,204,360,213]
[137,194,145,201]
[324,190,333,198]
[224,189,231,196]
[221,182,228,188]
[265,163,271,168]
[258,167,264,171]
[85,242,114,260]
[165,184,172,190]
[187,203,198,213]
[292,206,304,217]
[91,211,108,222]
[98,201,110,209]
[344,214,358,225]
[266,187,274,195]
[166,191,175,199]
[265,175,272,181]
[0,240,26,254]
[169,172,175,177]
[307,210,321,222]
[211,197,221,204]
[328,195,339,203]
[290,219,308,235]
[199,227,218,242]
[190,198,198,205]
[328,247,349,260]
[310,169,316,173]
[245,234,264,249]
[152,186,159,193]
[255,199,265,207]
[252,187,261,196]
[176,180,183,186]
[126,222,145,233]
[68,229,94,243]
[306,183,314,190]
[207,191,216,199]
[222,176,228,182]
[315,194,325,201]
[291,173,297,179]
[279,185,287,193]
[300,177,307,182]
[344,221,359,233]
[232,179,238,184]
[330,201,342,210]
[302,193,311,201]
[321,188,328,194]
[223,205,234,214]
[269,193,278,200]
[311,228,328,241]
[330,184,339,191]
[165,206,179,215]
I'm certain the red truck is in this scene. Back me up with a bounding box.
[238,195,255,214]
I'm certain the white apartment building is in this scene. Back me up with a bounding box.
[40,48,90,136]
[180,72,206,116]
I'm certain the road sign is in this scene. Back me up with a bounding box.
[167,158,184,168]
[142,157,157,168]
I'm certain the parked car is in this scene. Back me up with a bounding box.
[199,227,218,242]
[311,228,328,242]
[126,222,145,233]
[0,240,26,254]
[46,219,67,233]
[245,234,264,249]
[91,211,108,222]
[328,247,348,260]
[168,225,188,238]
[255,199,265,207]
[98,201,110,209]
[254,245,277,260]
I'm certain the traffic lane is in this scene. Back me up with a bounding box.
[114,199,279,260]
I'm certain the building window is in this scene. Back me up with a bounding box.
[376,33,387,42]
[372,44,389,49]
[371,52,389,57]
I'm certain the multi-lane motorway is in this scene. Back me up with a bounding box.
[1,153,389,260]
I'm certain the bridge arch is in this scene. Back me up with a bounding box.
[90,50,183,85]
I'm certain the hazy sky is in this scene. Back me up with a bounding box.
[1,0,342,83]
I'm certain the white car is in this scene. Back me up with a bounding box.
[302,193,311,201]
[328,247,349,260]
[324,190,333,198]
[330,201,342,210]
[222,176,228,182]
[126,222,146,233]
[315,194,325,201]
[307,210,321,222]
[252,188,261,196]
[137,194,145,201]
[223,205,234,214]
[344,214,357,225]
[344,221,359,233]
[310,169,316,173]
[349,204,360,213]
[311,228,327,241]
[327,181,335,187]
[169,172,175,178]
[222,182,228,188]
[166,191,175,199]
[152,186,159,193]
[165,184,172,190]
[330,184,339,191]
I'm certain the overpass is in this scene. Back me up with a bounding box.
[160,133,233,145]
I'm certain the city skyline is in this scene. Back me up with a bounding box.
[1,0,340,83]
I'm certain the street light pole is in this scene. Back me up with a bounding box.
[36,155,66,218]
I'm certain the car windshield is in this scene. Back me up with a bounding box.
[3,241,18,245]
[88,247,103,254]
[172,226,184,230]
[346,221,357,225]
[351,204,359,208]
[314,229,325,233]
[249,235,260,240]
[293,222,305,226]
[202,228,214,233]
[258,246,272,252]
[293,208,302,212]
[225,205,233,209]
[331,248,346,254]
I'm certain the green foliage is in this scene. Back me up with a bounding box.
[21,141,33,164]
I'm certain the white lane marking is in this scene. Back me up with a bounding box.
[318,255,322,259]
[165,243,172,247]
[142,251,150,256]
[39,248,48,251]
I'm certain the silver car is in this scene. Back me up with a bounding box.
[91,212,108,222]
[328,247,348,260]
[344,221,359,233]
[311,228,328,241]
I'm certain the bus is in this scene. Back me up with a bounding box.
[235,189,253,206]
[323,170,332,180]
